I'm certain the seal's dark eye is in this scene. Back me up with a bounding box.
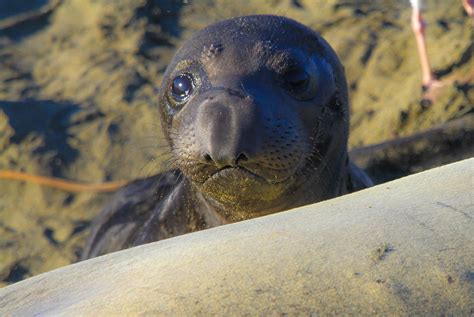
[171,74,194,101]
[283,69,309,94]
[281,68,317,101]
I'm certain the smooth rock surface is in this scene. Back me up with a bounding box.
[0,158,473,315]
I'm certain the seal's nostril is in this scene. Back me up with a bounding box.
[236,153,249,165]
[204,154,213,163]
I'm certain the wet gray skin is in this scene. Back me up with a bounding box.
[82,15,372,259]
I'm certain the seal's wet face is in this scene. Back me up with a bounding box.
[159,15,349,219]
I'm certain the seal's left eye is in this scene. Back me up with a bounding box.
[283,69,309,94]
[171,74,194,101]
[281,68,317,101]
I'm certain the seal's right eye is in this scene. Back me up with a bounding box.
[171,73,194,102]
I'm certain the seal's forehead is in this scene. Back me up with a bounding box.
[194,15,314,46]
[170,15,330,70]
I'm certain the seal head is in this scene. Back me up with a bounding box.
[82,15,371,259]
[159,15,350,221]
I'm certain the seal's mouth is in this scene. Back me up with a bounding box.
[197,164,293,209]
[204,166,290,185]
[205,166,264,183]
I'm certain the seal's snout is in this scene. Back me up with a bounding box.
[195,90,260,169]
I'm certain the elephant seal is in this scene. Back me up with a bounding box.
[82,15,372,259]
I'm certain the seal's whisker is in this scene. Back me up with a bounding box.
[139,135,171,140]
[135,145,171,152]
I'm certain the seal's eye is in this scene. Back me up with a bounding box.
[171,73,194,102]
[281,68,318,101]
[283,69,310,94]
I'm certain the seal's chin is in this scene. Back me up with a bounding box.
[197,166,291,209]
